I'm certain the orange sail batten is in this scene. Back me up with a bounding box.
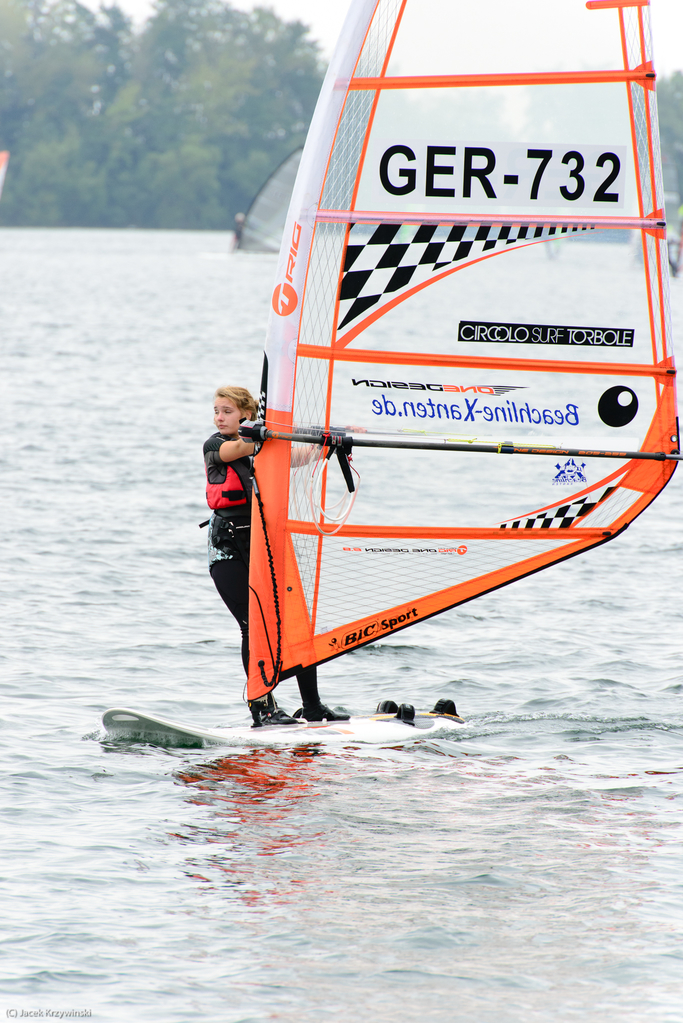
[587,1,649,10]
[297,344,676,379]
[347,69,655,90]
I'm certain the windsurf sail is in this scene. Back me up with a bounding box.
[236,148,303,253]
[0,152,8,201]
[245,0,678,700]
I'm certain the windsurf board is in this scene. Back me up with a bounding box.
[102,707,465,747]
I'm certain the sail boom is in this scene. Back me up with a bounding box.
[316,211,665,232]
[297,345,674,380]
[254,426,679,462]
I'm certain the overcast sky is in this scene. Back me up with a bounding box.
[104,0,683,77]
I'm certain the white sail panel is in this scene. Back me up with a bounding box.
[327,363,657,450]
[386,0,626,76]
[352,86,639,218]
[334,238,659,360]
[312,533,579,637]
[261,0,382,413]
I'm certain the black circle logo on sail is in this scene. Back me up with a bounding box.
[597,386,638,427]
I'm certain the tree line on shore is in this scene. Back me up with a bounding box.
[0,0,322,228]
[1,0,682,230]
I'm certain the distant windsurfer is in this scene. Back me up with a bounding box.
[204,386,349,726]
[232,212,245,250]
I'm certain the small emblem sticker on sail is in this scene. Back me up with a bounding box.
[553,459,588,486]
[597,387,639,427]
[272,282,298,316]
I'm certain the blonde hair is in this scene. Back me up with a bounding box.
[213,386,258,420]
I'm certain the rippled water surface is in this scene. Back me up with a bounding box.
[1,228,683,1022]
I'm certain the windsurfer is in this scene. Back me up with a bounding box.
[204,386,349,727]
[232,212,245,249]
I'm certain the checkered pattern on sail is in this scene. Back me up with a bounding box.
[498,479,640,531]
[337,221,596,333]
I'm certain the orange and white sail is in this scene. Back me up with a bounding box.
[0,152,9,201]
[245,0,678,700]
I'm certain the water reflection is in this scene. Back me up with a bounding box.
[168,741,683,1017]
[172,747,331,902]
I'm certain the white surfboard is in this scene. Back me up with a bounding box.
[102,707,465,747]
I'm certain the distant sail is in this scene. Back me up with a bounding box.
[0,152,8,201]
[236,148,303,253]
[246,0,678,700]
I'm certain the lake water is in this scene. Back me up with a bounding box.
[1,227,682,1022]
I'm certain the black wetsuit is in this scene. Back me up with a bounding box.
[203,432,318,705]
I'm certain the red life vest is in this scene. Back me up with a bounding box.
[205,463,248,510]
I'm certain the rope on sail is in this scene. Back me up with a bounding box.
[306,439,361,535]
[251,475,282,689]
